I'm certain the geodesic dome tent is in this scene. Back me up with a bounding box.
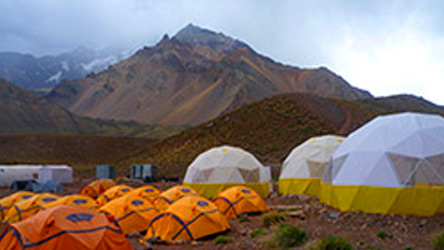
[279,135,344,197]
[145,196,230,243]
[96,185,134,206]
[0,191,34,221]
[100,193,159,235]
[321,112,444,216]
[153,186,197,211]
[44,194,97,210]
[213,186,269,219]
[183,145,271,198]
[128,185,161,202]
[0,205,133,250]
[80,179,116,199]
[4,193,59,224]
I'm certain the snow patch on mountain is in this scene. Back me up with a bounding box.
[82,56,117,72]
[62,61,69,71]
[45,71,62,83]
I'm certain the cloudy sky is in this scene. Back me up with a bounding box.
[1,0,443,104]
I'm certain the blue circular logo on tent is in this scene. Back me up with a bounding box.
[66,213,94,223]
[241,189,251,194]
[73,199,87,204]
[121,188,130,192]
[131,200,144,206]
[22,195,32,199]
[42,198,56,203]
[197,201,209,207]
[181,188,190,192]
[144,189,154,193]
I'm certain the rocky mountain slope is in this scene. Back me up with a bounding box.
[0,46,129,90]
[47,24,371,125]
[0,77,182,137]
[116,93,444,177]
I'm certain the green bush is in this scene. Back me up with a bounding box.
[376,231,391,239]
[263,212,285,227]
[238,216,250,223]
[404,247,414,250]
[274,223,308,249]
[250,229,267,238]
[214,235,233,244]
[309,236,354,250]
[433,233,444,250]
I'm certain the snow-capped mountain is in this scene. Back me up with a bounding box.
[0,46,132,90]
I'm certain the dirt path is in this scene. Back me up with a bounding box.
[338,106,352,134]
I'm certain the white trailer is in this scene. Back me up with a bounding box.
[0,165,73,187]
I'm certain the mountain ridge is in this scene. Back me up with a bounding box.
[47,24,372,125]
[0,46,131,90]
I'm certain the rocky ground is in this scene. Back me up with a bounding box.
[127,193,444,250]
[1,181,443,250]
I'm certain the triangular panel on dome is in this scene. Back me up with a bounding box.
[307,160,327,178]
[410,160,444,186]
[387,153,420,186]
[425,153,444,178]
[238,168,260,182]
[323,155,348,184]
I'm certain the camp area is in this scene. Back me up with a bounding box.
[1,113,444,249]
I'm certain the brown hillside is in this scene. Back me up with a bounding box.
[115,93,444,178]
[0,135,154,176]
[0,76,184,138]
[47,24,371,126]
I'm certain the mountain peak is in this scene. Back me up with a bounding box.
[173,24,249,53]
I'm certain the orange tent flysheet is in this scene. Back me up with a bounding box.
[0,205,133,250]
[213,186,269,219]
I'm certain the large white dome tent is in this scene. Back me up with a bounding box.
[183,145,271,198]
[279,135,344,197]
[321,112,444,216]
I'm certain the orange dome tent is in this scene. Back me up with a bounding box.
[4,193,59,224]
[213,186,269,219]
[128,186,161,202]
[96,185,133,206]
[153,186,198,211]
[44,195,97,210]
[80,179,116,199]
[100,193,159,235]
[0,191,34,221]
[145,196,230,243]
[0,205,133,250]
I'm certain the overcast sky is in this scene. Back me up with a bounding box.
[1,0,443,104]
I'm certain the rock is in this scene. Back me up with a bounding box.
[361,223,368,230]
[328,213,340,220]
[238,226,250,236]
[269,192,279,199]
[287,210,306,219]
[297,194,311,202]
[420,219,427,226]
[319,208,328,214]
[269,204,303,211]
